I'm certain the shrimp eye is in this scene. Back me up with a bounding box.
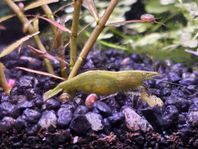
[140,14,156,22]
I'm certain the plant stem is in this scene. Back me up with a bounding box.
[68,0,118,79]
[0,63,10,95]
[4,0,54,74]
[69,0,83,69]
[40,2,57,35]
[55,28,67,78]
[40,2,67,78]
[98,40,128,51]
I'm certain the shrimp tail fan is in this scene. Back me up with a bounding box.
[43,87,63,101]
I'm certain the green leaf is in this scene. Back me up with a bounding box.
[145,0,175,13]
[24,0,59,11]
[0,32,39,58]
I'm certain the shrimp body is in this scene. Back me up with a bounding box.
[43,70,159,101]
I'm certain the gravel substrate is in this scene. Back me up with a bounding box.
[0,47,198,148]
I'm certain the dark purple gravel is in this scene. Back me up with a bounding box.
[0,48,198,148]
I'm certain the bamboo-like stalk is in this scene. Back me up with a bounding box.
[69,0,83,68]
[40,2,67,78]
[0,63,11,95]
[68,0,118,79]
[4,0,54,74]
[55,28,67,78]
[40,2,56,35]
